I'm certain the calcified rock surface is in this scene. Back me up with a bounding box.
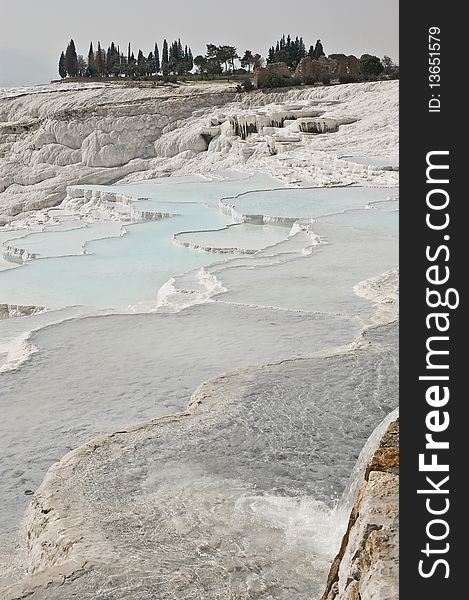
[0,80,398,225]
[0,80,399,598]
[321,420,399,600]
[0,83,236,223]
[0,304,44,319]
[4,320,397,600]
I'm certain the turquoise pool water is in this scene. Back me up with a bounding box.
[0,176,397,309]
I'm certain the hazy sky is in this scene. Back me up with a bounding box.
[0,0,398,86]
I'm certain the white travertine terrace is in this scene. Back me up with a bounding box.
[0,81,398,225]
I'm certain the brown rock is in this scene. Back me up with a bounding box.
[328,54,361,76]
[320,419,399,600]
[295,55,361,80]
[254,63,290,87]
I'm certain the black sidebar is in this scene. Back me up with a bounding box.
[400,4,464,598]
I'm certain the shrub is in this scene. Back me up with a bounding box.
[338,74,359,84]
[301,75,317,85]
[258,73,292,89]
[289,76,304,87]
[320,75,331,85]
[242,79,254,91]
[359,54,384,77]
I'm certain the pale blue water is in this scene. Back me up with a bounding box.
[0,177,398,309]
[0,173,399,578]
[0,208,232,307]
[367,198,399,211]
[7,221,122,258]
[0,175,281,307]
[225,186,399,220]
[321,207,399,236]
[175,223,289,252]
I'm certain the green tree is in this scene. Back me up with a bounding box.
[177,39,184,63]
[206,44,219,63]
[105,43,119,77]
[58,51,66,78]
[382,55,393,70]
[216,45,237,71]
[184,45,193,72]
[64,39,78,77]
[194,55,208,75]
[267,35,307,68]
[168,40,179,74]
[240,50,254,72]
[147,51,154,75]
[381,56,398,78]
[313,40,325,59]
[154,43,160,73]
[95,42,104,76]
[205,45,223,74]
[360,54,384,77]
[162,39,169,75]
[77,55,87,76]
[206,58,222,75]
[87,42,96,77]
[274,49,290,65]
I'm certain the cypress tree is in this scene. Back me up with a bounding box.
[106,46,113,76]
[154,43,160,73]
[64,39,78,77]
[168,41,178,74]
[59,51,66,78]
[184,46,193,72]
[313,39,325,59]
[162,39,169,74]
[188,48,194,71]
[87,42,96,76]
[95,41,104,76]
[169,41,176,61]
[299,37,306,58]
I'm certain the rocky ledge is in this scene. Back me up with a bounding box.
[321,419,399,600]
[0,304,44,319]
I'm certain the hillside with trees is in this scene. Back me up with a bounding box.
[266,36,325,69]
[58,36,398,85]
[60,38,193,79]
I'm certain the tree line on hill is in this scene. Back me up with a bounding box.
[59,39,194,78]
[58,35,397,84]
[267,35,325,69]
[265,34,396,78]
[58,40,263,79]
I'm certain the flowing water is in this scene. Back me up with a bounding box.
[0,172,399,595]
